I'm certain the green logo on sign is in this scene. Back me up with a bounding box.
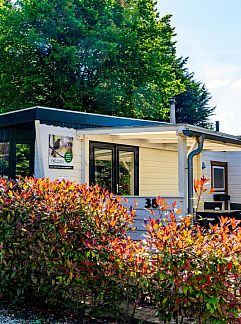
[64,152,73,163]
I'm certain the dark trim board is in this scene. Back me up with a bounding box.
[211,161,228,193]
[10,141,35,178]
[0,107,167,129]
[211,160,228,209]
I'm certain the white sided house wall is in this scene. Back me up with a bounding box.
[34,125,184,240]
[82,134,183,240]
[35,126,180,197]
[202,151,241,205]
[226,152,241,203]
[80,134,180,197]
[139,147,179,197]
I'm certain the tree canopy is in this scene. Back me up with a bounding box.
[0,0,215,125]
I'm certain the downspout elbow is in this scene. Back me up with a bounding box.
[187,135,205,215]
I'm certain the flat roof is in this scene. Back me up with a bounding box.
[77,124,241,151]
[0,106,169,129]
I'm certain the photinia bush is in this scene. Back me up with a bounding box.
[0,178,136,314]
[1,177,241,323]
[144,213,241,323]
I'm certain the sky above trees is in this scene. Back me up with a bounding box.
[158,0,241,135]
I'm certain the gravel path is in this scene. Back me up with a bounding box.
[0,306,80,324]
[0,305,157,323]
[0,305,195,323]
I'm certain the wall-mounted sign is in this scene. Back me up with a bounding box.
[49,135,73,169]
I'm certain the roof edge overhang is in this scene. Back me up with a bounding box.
[77,124,241,150]
[182,129,241,147]
[0,106,169,128]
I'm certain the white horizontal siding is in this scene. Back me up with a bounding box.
[202,151,241,204]
[125,196,185,240]
[226,152,241,203]
[139,147,179,196]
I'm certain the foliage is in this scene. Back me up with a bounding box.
[175,57,215,128]
[194,175,215,212]
[1,178,241,322]
[0,0,184,120]
[0,178,137,318]
[144,214,241,323]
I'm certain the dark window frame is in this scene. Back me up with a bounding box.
[0,141,10,179]
[89,141,139,195]
[211,161,228,193]
[10,140,35,179]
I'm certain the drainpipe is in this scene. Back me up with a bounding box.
[187,135,205,215]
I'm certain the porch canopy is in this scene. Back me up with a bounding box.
[77,123,241,152]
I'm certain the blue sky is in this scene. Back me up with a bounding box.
[157,0,241,134]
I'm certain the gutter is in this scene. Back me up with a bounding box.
[183,129,241,146]
[186,134,205,215]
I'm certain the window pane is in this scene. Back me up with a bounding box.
[213,167,225,189]
[94,148,112,192]
[118,151,135,195]
[0,142,9,179]
[16,144,31,177]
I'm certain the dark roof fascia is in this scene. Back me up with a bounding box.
[0,108,37,127]
[0,106,168,129]
[183,129,241,147]
[35,107,167,127]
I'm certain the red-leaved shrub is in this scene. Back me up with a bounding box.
[1,177,241,323]
[0,178,136,314]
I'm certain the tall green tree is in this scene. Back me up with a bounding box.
[0,0,184,119]
[175,58,215,128]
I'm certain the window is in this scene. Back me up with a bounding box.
[0,141,34,179]
[89,142,139,195]
[211,161,227,192]
[94,147,113,192]
[15,143,32,178]
[0,142,10,179]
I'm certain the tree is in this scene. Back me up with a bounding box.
[0,0,185,120]
[175,58,215,128]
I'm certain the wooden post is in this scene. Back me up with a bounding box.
[80,135,89,184]
[178,135,187,214]
[34,120,45,177]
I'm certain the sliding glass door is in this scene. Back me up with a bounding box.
[89,142,139,195]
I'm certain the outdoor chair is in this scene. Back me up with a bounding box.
[204,201,223,210]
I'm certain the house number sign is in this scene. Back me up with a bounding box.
[145,198,158,209]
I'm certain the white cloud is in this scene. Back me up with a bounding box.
[206,79,231,90]
[231,79,241,90]
[210,85,241,135]
[200,62,241,80]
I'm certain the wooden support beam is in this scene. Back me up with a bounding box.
[34,120,45,177]
[178,135,187,214]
